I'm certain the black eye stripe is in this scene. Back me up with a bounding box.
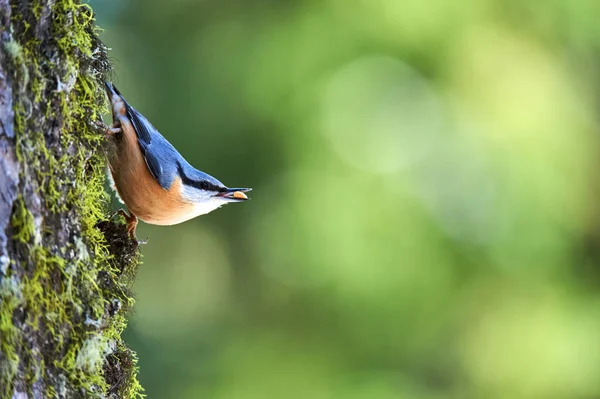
[177,163,226,192]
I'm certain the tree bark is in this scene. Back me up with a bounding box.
[0,1,142,398]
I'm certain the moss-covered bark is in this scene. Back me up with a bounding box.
[0,1,143,398]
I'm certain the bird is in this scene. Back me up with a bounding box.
[103,82,251,243]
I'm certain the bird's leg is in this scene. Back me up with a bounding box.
[105,124,122,136]
[114,209,139,244]
[104,120,122,136]
[92,119,122,137]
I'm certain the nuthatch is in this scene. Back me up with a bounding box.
[103,82,251,242]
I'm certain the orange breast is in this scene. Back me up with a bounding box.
[108,121,195,226]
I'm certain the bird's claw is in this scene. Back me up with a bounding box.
[105,125,122,136]
[91,119,122,137]
[111,209,139,245]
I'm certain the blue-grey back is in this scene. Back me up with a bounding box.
[124,101,226,191]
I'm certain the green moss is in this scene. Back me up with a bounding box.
[10,196,35,243]
[0,0,144,397]
[0,276,23,398]
[3,39,23,60]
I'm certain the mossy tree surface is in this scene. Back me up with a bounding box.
[0,1,143,398]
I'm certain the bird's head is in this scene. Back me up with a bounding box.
[180,175,251,216]
[175,161,251,217]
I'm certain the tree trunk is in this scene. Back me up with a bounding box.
[0,1,142,398]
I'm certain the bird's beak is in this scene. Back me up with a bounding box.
[217,188,252,201]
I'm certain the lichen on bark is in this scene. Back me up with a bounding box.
[0,1,143,398]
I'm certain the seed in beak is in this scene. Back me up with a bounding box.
[232,191,248,199]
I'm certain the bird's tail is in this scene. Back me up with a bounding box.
[104,81,122,98]
[104,81,125,119]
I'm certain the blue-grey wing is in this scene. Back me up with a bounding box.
[125,104,176,189]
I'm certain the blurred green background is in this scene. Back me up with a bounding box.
[90,0,600,398]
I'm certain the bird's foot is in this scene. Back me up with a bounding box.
[105,125,122,136]
[112,209,139,245]
[92,120,122,137]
